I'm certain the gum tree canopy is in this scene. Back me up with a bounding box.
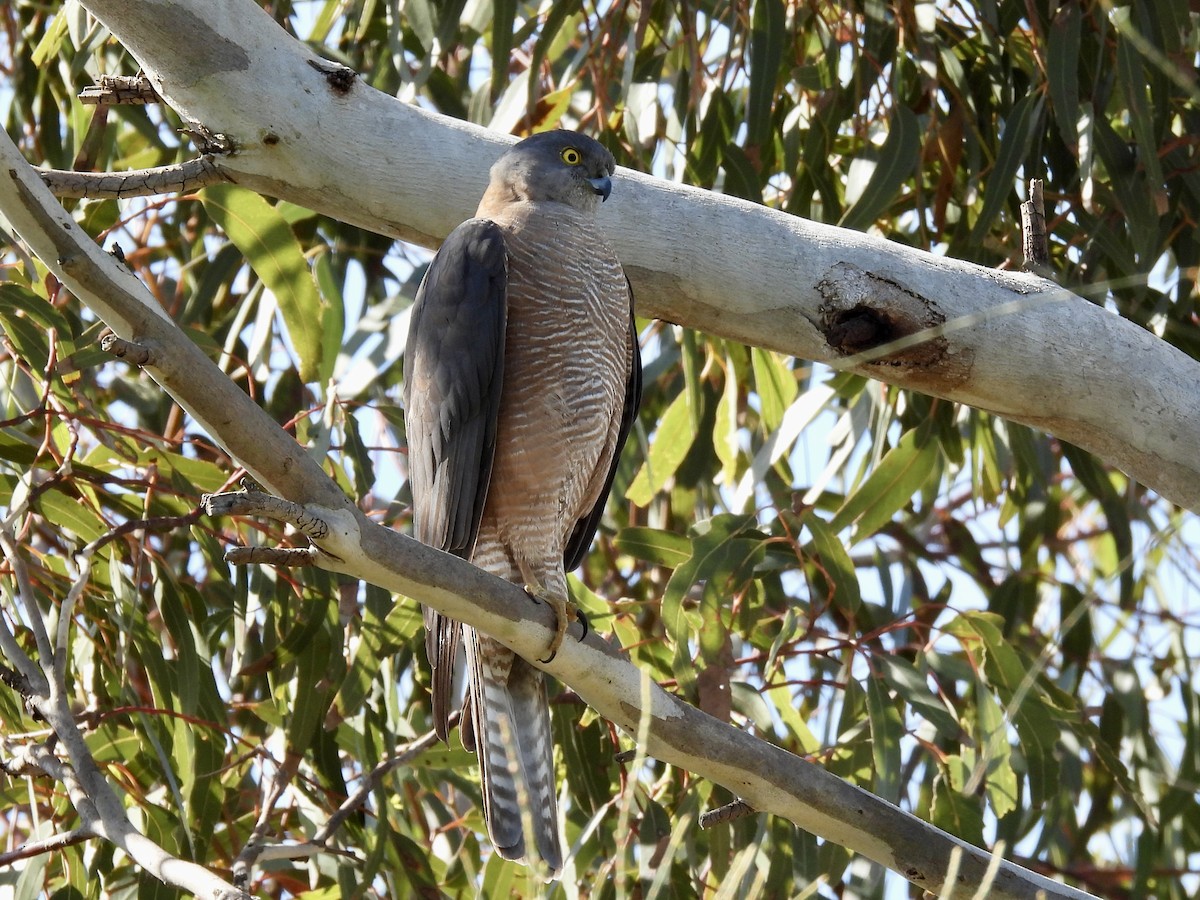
[1,2,1197,898]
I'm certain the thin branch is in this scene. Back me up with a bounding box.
[0,826,93,866]
[39,156,229,200]
[0,535,252,896]
[9,740,100,827]
[224,546,318,566]
[100,332,154,365]
[79,73,161,105]
[30,689,253,898]
[1021,178,1054,278]
[311,720,454,848]
[0,661,42,720]
[232,752,302,889]
[0,527,55,685]
[699,798,755,829]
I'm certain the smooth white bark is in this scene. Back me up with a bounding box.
[69,0,1200,512]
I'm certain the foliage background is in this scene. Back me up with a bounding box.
[1,0,1198,897]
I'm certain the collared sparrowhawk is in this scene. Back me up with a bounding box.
[403,130,642,875]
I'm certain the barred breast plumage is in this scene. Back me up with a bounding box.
[475,202,630,571]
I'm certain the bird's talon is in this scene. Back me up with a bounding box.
[575,607,589,642]
[523,580,576,662]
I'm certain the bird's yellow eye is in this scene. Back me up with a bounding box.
[560,147,582,165]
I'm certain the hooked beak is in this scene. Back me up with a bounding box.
[589,175,613,202]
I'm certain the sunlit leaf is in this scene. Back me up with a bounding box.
[830,428,939,542]
[626,390,695,506]
[202,184,326,383]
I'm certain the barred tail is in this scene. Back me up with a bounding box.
[464,627,563,877]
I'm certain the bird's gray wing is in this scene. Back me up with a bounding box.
[403,218,507,741]
[563,285,642,571]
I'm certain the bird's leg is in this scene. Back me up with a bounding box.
[521,578,587,664]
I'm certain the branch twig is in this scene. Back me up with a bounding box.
[1021,178,1054,279]
[39,156,229,200]
[312,720,454,848]
[699,798,755,829]
[79,73,160,105]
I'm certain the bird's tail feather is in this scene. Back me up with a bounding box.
[465,627,563,876]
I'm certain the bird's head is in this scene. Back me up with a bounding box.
[488,130,616,212]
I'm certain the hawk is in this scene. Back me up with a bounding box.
[403,130,642,874]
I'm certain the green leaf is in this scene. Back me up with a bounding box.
[1061,443,1133,609]
[405,0,436,51]
[35,490,107,543]
[713,354,740,483]
[490,0,516,102]
[338,585,420,718]
[975,679,1019,818]
[721,143,763,201]
[202,184,326,383]
[763,669,821,755]
[750,347,797,433]
[30,6,69,66]
[626,391,696,506]
[804,514,861,613]
[312,250,345,387]
[1113,10,1168,216]
[681,329,705,432]
[1047,2,1081,152]
[661,515,763,694]
[839,105,921,232]
[865,672,903,803]
[613,526,692,568]
[156,578,203,715]
[527,5,577,120]
[747,0,785,147]
[341,409,376,500]
[875,654,960,740]
[830,428,939,543]
[931,768,985,845]
[0,303,52,371]
[287,592,340,752]
[1091,115,1159,267]
[0,284,72,339]
[969,92,1044,244]
[944,611,1063,808]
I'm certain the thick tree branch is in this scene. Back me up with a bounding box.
[72,0,1200,512]
[0,117,1094,900]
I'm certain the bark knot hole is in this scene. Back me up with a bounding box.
[816,262,974,388]
[826,305,895,355]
